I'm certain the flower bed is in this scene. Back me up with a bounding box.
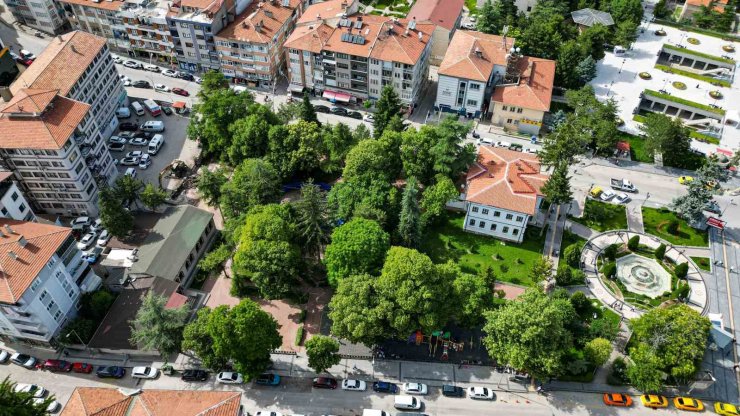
[709,90,723,99]
[687,37,700,45]
[723,45,735,52]
[655,29,667,36]
[639,72,652,80]
[672,81,687,90]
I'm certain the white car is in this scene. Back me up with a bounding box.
[131,366,159,379]
[144,64,160,72]
[364,114,374,122]
[614,192,630,203]
[341,379,367,391]
[194,76,202,84]
[523,147,538,154]
[123,60,142,69]
[14,384,46,398]
[217,371,244,384]
[402,382,428,395]
[126,150,144,158]
[33,398,61,413]
[125,167,137,178]
[71,216,91,227]
[255,412,283,416]
[112,55,123,64]
[599,189,616,201]
[90,218,104,232]
[119,74,129,82]
[76,232,96,250]
[495,141,512,148]
[97,229,111,246]
[139,154,151,169]
[162,69,179,78]
[154,83,170,92]
[468,386,495,400]
[0,350,9,363]
[123,79,132,87]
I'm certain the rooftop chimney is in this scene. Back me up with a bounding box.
[17,235,27,248]
[7,250,17,260]
[4,224,14,234]
[474,46,482,58]
[418,31,422,41]
[0,88,12,103]
[0,229,5,238]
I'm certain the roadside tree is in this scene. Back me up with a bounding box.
[305,335,341,374]
[0,376,56,416]
[129,292,189,359]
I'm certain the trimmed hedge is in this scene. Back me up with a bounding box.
[295,325,304,346]
[643,89,726,115]
[654,63,731,88]
[628,235,640,251]
[675,262,689,279]
[655,244,666,260]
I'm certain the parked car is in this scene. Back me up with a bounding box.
[255,373,280,386]
[109,135,127,145]
[125,168,137,178]
[162,69,179,78]
[132,80,151,89]
[330,107,348,116]
[14,384,46,398]
[495,141,511,148]
[402,382,428,395]
[129,137,149,146]
[97,230,111,246]
[364,114,374,122]
[372,381,398,393]
[115,107,131,118]
[42,359,72,372]
[614,193,631,204]
[139,154,151,169]
[0,349,9,363]
[123,60,142,69]
[347,111,363,119]
[72,362,94,373]
[82,246,103,264]
[178,73,195,81]
[144,64,160,72]
[599,189,616,201]
[181,369,208,381]
[467,386,495,400]
[10,353,37,369]
[71,216,91,227]
[126,150,143,159]
[76,233,96,250]
[33,398,60,413]
[312,377,338,389]
[112,55,123,64]
[20,50,36,61]
[715,402,739,416]
[109,143,125,152]
[90,218,104,232]
[603,393,633,407]
[119,122,139,131]
[132,366,159,379]
[172,87,189,97]
[217,371,244,384]
[442,384,464,397]
[162,106,173,116]
[118,157,140,166]
[96,366,125,379]
[154,83,170,92]
[194,76,202,84]
[119,131,137,139]
[674,397,704,412]
[640,394,668,408]
[314,105,330,113]
[342,379,367,391]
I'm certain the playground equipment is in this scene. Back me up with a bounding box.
[409,330,465,359]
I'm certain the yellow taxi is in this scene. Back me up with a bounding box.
[641,394,669,408]
[589,186,603,198]
[679,175,694,185]
[674,397,704,412]
[715,402,739,416]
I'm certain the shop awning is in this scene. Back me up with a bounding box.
[707,217,726,230]
[323,91,336,100]
[333,92,351,103]
[172,101,187,109]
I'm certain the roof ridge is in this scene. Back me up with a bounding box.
[195,392,241,415]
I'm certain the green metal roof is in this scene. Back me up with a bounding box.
[129,205,213,282]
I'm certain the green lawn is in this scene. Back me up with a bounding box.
[641,207,709,247]
[421,213,547,286]
[571,199,628,232]
[618,132,653,163]
[691,256,711,271]
[465,0,479,14]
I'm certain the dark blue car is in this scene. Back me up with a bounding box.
[372,381,398,393]
[96,366,125,379]
[255,373,281,386]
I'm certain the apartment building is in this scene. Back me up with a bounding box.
[119,0,176,64]
[0,172,36,222]
[57,0,131,53]
[0,88,116,216]
[0,219,101,345]
[11,31,128,140]
[215,0,303,88]
[5,0,69,35]
[285,8,434,105]
[407,0,464,65]
[168,0,238,73]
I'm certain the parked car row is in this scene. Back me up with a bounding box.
[113,55,201,83]
[476,137,537,154]
[313,105,364,120]
[603,392,722,413]
[589,186,631,204]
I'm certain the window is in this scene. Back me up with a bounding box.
[30,279,41,292]
[502,105,508,111]
[516,216,524,222]
[506,213,513,220]
[469,219,475,226]
[482,208,489,215]
[513,229,520,236]
[506,118,513,124]
[479,221,485,228]
[526,5,532,11]
[467,99,477,106]
[469,83,480,90]
[10,192,18,202]
[490,224,497,231]
[517,108,523,113]
[503,226,509,233]
[0,208,7,217]
[493,211,500,217]
[471,206,478,213]
[18,204,26,213]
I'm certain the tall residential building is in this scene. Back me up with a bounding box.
[5,0,69,35]
[0,219,101,345]
[119,0,176,64]
[0,172,36,222]
[0,88,116,216]
[285,7,435,105]
[406,0,464,66]
[57,0,131,53]
[168,0,237,74]
[10,31,128,140]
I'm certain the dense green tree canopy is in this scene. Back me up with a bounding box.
[373,85,402,138]
[219,159,281,219]
[305,335,341,374]
[181,308,228,371]
[129,292,189,358]
[98,186,133,238]
[324,218,390,286]
[640,113,692,168]
[0,376,56,416]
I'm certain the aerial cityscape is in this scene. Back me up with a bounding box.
[0,0,738,413]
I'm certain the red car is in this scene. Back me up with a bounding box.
[42,359,72,372]
[72,362,94,373]
[312,377,338,389]
[172,87,189,97]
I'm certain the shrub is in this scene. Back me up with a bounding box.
[590,317,620,341]
[603,243,619,261]
[570,291,590,313]
[564,244,581,268]
[608,357,628,385]
[602,262,617,278]
[556,265,573,286]
[500,264,509,273]
[627,235,640,251]
[676,283,690,299]
[299,309,307,323]
[572,269,586,284]
[655,244,666,260]
[675,262,689,279]
[295,325,305,346]
[666,219,679,235]
[585,338,613,367]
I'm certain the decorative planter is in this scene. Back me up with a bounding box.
[639,72,652,80]
[687,38,700,45]
[709,90,723,99]
[723,45,735,52]
[672,81,687,90]
[654,29,667,36]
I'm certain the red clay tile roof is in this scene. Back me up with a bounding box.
[0,219,72,304]
[215,0,301,44]
[297,0,351,23]
[465,146,549,215]
[438,30,515,82]
[407,0,464,31]
[0,89,90,150]
[370,19,435,65]
[10,31,107,97]
[56,0,124,12]
[284,23,335,53]
[685,0,729,10]
[61,388,242,416]
[491,56,555,111]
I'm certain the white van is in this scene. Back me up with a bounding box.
[362,410,390,416]
[130,101,145,116]
[140,121,165,132]
[115,107,131,118]
[124,167,137,178]
[148,134,164,155]
[394,396,421,410]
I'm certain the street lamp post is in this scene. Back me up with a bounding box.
[66,329,89,353]
[721,198,735,216]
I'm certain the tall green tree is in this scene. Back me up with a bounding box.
[607,0,643,26]
[219,159,281,219]
[453,272,496,327]
[613,20,638,48]
[129,292,190,359]
[342,134,402,185]
[300,92,319,124]
[181,308,228,371]
[476,0,501,33]
[640,113,692,168]
[420,175,459,226]
[530,257,553,282]
[198,243,232,279]
[329,273,385,345]
[517,2,566,60]
[98,186,133,238]
[483,289,576,378]
[324,218,390,286]
[197,167,228,208]
[0,376,56,416]
[575,55,597,83]
[625,343,664,392]
[397,177,422,248]
[556,40,589,88]
[305,335,341,374]
[197,70,229,100]
[227,112,275,164]
[323,122,356,173]
[584,337,612,367]
[373,85,402,138]
[578,23,610,60]
[206,300,282,378]
[541,163,573,205]
[266,120,326,179]
[114,175,144,208]
[294,181,331,260]
[140,183,168,210]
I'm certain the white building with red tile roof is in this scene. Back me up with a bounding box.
[463,146,548,242]
[0,219,100,344]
